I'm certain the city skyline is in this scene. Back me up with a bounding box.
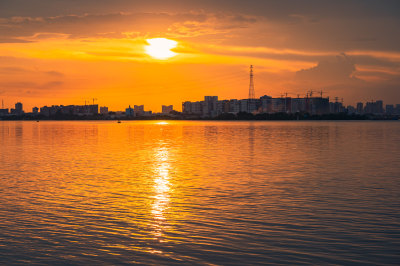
[0,0,400,112]
[1,94,398,118]
[1,71,398,113]
[0,89,397,113]
[0,64,397,115]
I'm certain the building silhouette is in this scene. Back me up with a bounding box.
[11,102,24,115]
[162,105,173,114]
[182,94,330,118]
[40,104,98,117]
[100,106,109,115]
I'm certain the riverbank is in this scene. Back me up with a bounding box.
[0,112,398,121]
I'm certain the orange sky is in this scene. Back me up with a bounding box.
[0,1,400,112]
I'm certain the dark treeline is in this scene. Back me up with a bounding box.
[1,111,399,121]
[214,112,370,120]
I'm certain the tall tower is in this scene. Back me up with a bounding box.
[248,65,255,99]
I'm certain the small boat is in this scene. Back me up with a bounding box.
[117,120,121,123]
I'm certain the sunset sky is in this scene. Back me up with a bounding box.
[0,0,399,112]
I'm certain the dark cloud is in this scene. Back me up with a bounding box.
[40,81,64,89]
[354,37,377,43]
[296,54,357,82]
[1,0,399,19]
[166,13,258,38]
[0,80,62,89]
[0,38,34,43]
[289,53,400,103]
[356,70,397,80]
[0,66,65,77]
[351,55,400,69]
[0,1,399,52]
[45,71,64,77]
[0,12,258,42]
[0,80,64,97]
[0,67,29,73]
[0,81,37,88]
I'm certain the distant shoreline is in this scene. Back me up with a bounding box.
[0,112,398,121]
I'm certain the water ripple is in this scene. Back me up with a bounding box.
[0,121,399,265]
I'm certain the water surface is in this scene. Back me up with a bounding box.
[0,121,399,265]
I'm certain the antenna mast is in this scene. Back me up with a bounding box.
[248,65,255,99]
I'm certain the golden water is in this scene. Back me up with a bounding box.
[0,121,399,264]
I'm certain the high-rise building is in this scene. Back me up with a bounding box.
[10,102,24,115]
[365,100,384,114]
[182,101,192,114]
[162,105,173,114]
[260,95,272,113]
[32,107,39,114]
[247,98,259,113]
[271,98,286,113]
[330,101,343,113]
[376,100,384,114]
[15,102,23,112]
[134,105,145,116]
[239,99,249,113]
[291,98,302,113]
[203,96,218,117]
[395,104,400,115]
[386,105,394,115]
[0,108,8,116]
[83,104,98,115]
[216,100,230,114]
[126,105,134,116]
[310,97,329,115]
[229,99,240,114]
[347,105,356,114]
[100,106,109,115]
[356,102,364,114]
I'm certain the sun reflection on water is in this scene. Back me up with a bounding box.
[151,146,171,239]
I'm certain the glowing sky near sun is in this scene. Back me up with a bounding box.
[0,0,399,111]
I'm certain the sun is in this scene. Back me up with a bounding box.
[145,38,178,60]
